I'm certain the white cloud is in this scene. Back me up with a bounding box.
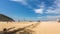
[10,0,60,15]
[55,0,60,7]
[46,16,60,21]
[46,8,60,14]
[10,0,45,14]
[46,16,60,19]
[10,0,33,9]
[34,2,45,14]
[10,0,28,5]
[34,8,44,14]
[46,0,60,14]
[37,15,60,21]
[33,0,60,15]
[10,0,60,21]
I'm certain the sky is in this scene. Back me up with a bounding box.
[0,0,60,21]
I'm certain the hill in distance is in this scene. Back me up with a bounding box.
[0,14,15,22]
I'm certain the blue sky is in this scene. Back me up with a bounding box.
[0,0,60,21]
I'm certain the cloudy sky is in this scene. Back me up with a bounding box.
[0,0,60,21]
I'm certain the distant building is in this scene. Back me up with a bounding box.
[0,14,15,22]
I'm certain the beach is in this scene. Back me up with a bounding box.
[0,21,60,34]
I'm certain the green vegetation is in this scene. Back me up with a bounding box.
[0,14,14,22]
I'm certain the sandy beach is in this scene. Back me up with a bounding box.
[0,21,60,34]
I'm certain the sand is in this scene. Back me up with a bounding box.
[0,21,60,34]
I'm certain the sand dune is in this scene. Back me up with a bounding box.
[0,21,60,34]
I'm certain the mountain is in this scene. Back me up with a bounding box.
[0,14,15,22]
